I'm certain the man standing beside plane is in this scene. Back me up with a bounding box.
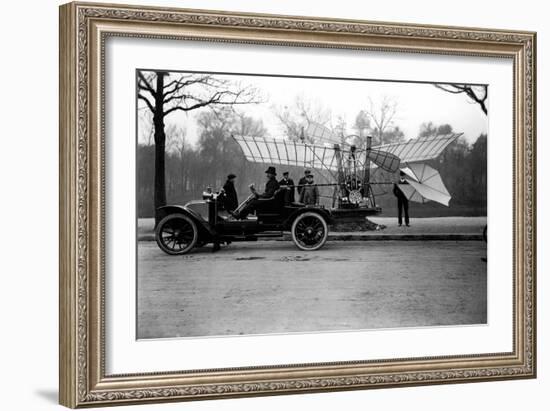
[393,171,411,227]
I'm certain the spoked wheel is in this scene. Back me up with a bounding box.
[291,212,328,251]
[155,214,198,255]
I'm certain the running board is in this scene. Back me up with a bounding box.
[220,232,283,242]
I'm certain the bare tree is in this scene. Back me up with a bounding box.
[196,108,267,189]
[380,126,405,145]
[353,110,371,139]
[137,70,259,222]
[364,96,398,145]
[347,110,374,149]
[234,110,268,138]
[273,95,331,142]
[418,122,454,138]
[165,124,187,154]
[332,115,350,145]
[138,109,155,146]
[164,124,189,196]
[434,84,488,115]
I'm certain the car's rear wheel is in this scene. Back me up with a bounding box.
[291,212,328,251]
[155,214,198,255]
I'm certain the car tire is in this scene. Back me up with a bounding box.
[291,212,329,251]
[155,213,198,255]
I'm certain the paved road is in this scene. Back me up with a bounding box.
[137,240,487,339]
[137,216,487,240]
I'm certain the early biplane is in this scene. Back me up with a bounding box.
[154,121,460,255]
[233,121,461,213]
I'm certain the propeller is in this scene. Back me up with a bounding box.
[306,121,400,173]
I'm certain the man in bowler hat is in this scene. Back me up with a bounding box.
[299,172,319,205]
[297,169,312,197]
[393,171,410,227]
[279,171,295,203]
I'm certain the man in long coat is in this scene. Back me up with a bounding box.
[299,173,319,205]
[222,173,239,212]
[279,171,295,203]
[257,167,280,199]
[297,169,311,197]
[234,166,280,219]
[393,171,410,227]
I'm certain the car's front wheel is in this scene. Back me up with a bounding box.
[155,214,198,255]
[291,212,328,251]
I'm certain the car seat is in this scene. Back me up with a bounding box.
[255,188,287,216]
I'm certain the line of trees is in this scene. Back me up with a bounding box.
[272,95,406,147]
[137,117,487,218]
[138,107,269,218]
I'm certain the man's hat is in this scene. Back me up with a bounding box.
[227,173,236,179]
[283,171,289,176]
[304,169,311,174]
[399,170,406,177]
[306,173,314,178]
[265,166,277,175]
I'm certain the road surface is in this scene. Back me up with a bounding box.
[137,240,487,339]
[137,216,487,240]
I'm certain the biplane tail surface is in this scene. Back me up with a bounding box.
[368,133,462,198]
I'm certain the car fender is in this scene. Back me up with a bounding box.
[156,205,215,238]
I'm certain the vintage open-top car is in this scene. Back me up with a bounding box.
[155,187,379,255]
[155,127,460,256]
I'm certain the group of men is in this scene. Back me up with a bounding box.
[222,167,320,216]
[222,167,410,227]
[280,168,320,205]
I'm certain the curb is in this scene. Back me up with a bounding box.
[138,233,483,242]
[326,234,483,241]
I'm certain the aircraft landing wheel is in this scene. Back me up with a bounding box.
[155,214,198,255]
[291,212,328,251]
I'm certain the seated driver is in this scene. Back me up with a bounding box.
[233,166,280,219]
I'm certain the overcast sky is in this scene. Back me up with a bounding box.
[138,72,488,147]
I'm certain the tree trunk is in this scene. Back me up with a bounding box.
[153,118,167,224]
[153,72,167,225]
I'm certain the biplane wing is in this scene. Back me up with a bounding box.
[232,135,340,174]
[233,135,401,174]
[373,133,462,163]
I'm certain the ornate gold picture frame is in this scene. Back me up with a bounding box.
[59,1,536,408]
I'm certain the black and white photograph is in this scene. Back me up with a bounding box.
[135,69,488,339]
[1,0,543,408]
